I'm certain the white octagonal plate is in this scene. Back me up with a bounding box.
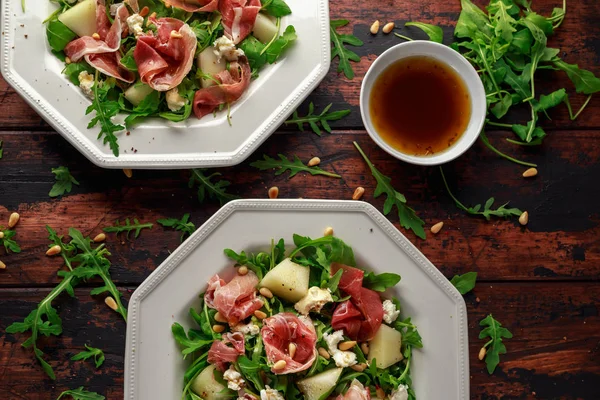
[125,199,469,400]
[0,0,329,169]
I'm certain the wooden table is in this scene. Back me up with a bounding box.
[1,0,599,399]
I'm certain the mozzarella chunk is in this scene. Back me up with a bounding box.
[260,385,284,400]
[166,88,186,111]
[294,286,333,315]
[389,385,409,400]
[223,366,245,391]
[127,13,145,38]
[323,330,357,368]
[78,71,95,98]
[232,321,260,336]
[213,36,245,62]
[382,299,400,324]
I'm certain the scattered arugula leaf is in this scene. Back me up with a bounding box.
[553,60,600,95]
[363,272,401,292]
[405,22,443,43]
[354,142,425,239]
[189,169,239,205]
[330,19,363,80]
[284,102,351,135]
[261,0,292,17]
[250,154,341,179]
[56,387,105,400]
[450,272,477,294]
[157,213,196,242]
[87,73,124,157]
[71,345,105,368]
[1,228,21,254]
[103,218,153,240]
[49,166,80,198]
[479,314,513,374]
[46,19,76,52]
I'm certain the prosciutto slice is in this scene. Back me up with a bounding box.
[167,0,219,12]
[192,57,252,118]
[204,271,263,325]
[331,264,384,342]
[261,313,317,374]
[133,17,197,91]
[219,0,261,44]
[64,1,134,82]
[336,379,371,400]
[207,332,245,371]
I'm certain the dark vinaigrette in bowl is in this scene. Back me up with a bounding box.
[369,56,471,156]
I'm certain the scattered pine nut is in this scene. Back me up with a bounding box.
[170,30,183,38]
[273,360,287,370]
[430,221,444,234]
[350,363,367,372]
[318,347,330,359]
[8,212,20,228]
[254,310,267,320]
[352,186,365,200]
[370,20,380,35]
[268,186,279,199]
[46,245,62,256]
[288,342,297,359]
[214,312,228,323]
[324,226,334,236]
[360,342,369,355]
[519,211,529,226]
[308,157,321,167]
[339,340,357,351]
[259,287,274,299]
[382,22,395,34]
[93,233,106,243]
[92,32,101,40]
[105,296,118,311]
[376,387,386,399]
[65,56,72,64]
[212,324,225,333]
[123,168,133,178]
[139,6,149,17]
[0,232,4,239]
[523,167,538,178]
[0,260,5,269]
[478,346,487,360]
[238,265,249,275]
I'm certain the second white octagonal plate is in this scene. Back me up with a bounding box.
[0,0,329,169]
[125,199,469,400]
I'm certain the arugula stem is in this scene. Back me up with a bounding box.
[525,102,537,142]
[486,121,513,129]
[394,33,413,41]
[439,167,470,213]
[397,350,411,382]
[479,132,537,167]
[566,94,593,120]
[260,17,281,56]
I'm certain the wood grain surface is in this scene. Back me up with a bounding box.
[1,0,600,399]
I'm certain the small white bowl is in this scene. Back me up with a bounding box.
[360,41,486,166]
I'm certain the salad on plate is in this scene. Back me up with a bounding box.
[45,0,297,156]
[172,234,423,400]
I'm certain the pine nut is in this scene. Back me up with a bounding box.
[478,346,487,360]
[308,157,321,167]
[214,312,228,323]
[92,32,101,40]
[149,12,157,19]
[93,233,106,243]
[273,360,286,370]
[324,226,334,236]
[123,168,133,178]
[376,387,385,399]
[238,265,248,275]
[370,20,380,35]
[0,260,5,269]
[65,56,72,64]
[259,287,273,298]
[0,232,4,239]
[288,343,297,359]
[105,296,118,311]
[254,310,267,320]
[8,212,20,228]
[350,363,367,372]
[523,167,538,178]
[170,30,183,38]
[360,342,369,355]
[212,324,225,333]
[519,211,529,226]
[46,245,62,256]
[139,6,149,17]
[430,221,444,234]
[382,22,395,34]
[352,186,365,200]
[268,186,279,199]
[338,340,357,351]
[318,347,330,359]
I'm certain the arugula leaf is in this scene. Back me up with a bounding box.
[250,154,341,179]
[103,218,153,239]
[171,322,213,358]
[124,90,161,128]
[290,234,356,267]
[119,47,137,72]
[265,25,297,63]
[238,35,268,75]
[450,272,477,295]
[46,19,76,52]
[479,314,513,374]
[49,166,80,198]
[330,19,363,80]
[327,268,344,293]
[553,60,600,94]
[454,0,491,39]
[1,228,21,254]
[261,0,292,17]
[362,272,401,292]
[354,142,425,239]
[0,140,3,159]
[534,88,567,114]
[56,387,105,400]
[157,213,196,242]
[63,62,94,85]
[86,74,124,157]
[224,247,272,279]
[405,22,443,43]
[71,345,105,368]
[284,102,350,135]
[189,169,239,205]
[159,77,197,122]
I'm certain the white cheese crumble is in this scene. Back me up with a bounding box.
[323,330,357,368]
[166,88,186,112]
[213,36,245,62]
[260,385,284,400]
[382,299,400,324]
[389,385,409,400]
[294,286,333,315]
[223,366,245,391]
[126,13,145,38]
[78,71,95,99]
[232,321,260,336]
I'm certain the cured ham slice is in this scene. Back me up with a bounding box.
[192,57,252,118]
[336,379,371,400]
[204,271,263,325]
[167,0,219,12]
[64,1,134,82]
[207,332,245,371]
[331,264,384,342]
[219,0,261,44]
[134,17,197,91]
[261,313,317,374]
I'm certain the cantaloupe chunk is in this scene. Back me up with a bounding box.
[297,368,343,400]
[252,13,278,44]
[124,83,154,107]
[368,324,403,369]
[260,258,309,303]
[58,0,97,38]
[190,365,229,400]
[197,46,226,88]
